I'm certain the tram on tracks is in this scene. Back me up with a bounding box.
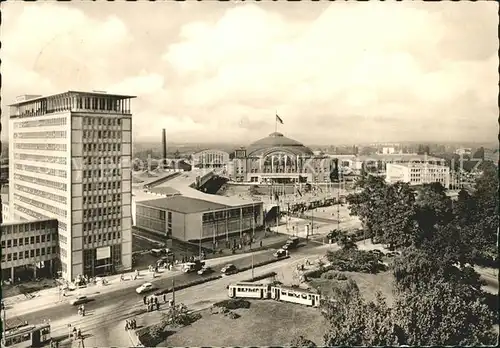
[227,283,321,307]
[1,323,51,348]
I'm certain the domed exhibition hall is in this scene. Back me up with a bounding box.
[193,132,338,184]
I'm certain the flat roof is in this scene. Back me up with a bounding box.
[356,154,444,161]
[9,90,136,106]
[137,196,229,214]
[148,186,181,196]
[388,163,449,168]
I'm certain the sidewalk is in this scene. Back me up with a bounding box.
[4,249,272,317]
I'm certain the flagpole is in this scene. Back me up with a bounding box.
[275,110,278,133]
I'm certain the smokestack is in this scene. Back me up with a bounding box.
[162,129,167,167]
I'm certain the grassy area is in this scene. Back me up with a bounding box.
[161,301,327,346]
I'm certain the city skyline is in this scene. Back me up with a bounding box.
[1,1,498,145]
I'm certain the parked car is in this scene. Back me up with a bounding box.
[70,295,89,306]
[197,266,213,275]
[136,282,156,294]
[221,264,238,275]
[273,249,287,258]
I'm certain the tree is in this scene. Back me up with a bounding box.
[472,146,485,160]
[414,183,453,242]
[337,235,357,251]
[393,280,497,346]
[323,291,400,346]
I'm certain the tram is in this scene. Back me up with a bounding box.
[1,323,51,348]
[227,283,321,308]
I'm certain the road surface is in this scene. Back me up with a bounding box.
[46,245,331,347]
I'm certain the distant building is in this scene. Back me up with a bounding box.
[135,195,264,242]
[8,91,135,280]
[1,219,59,283]
[192,150,230,169]
[455,148,472,155]
[385,163,450,188]
[381,147,396,155]
[353,154,446,174]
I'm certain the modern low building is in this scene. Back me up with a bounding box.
[1,218,59,283]
[135,195,264,242]
[8,91,135,280]
[353,154,446,173]
[385,163,450,188]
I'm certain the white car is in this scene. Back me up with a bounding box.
[70,295,88,306]
[136,282,155,294]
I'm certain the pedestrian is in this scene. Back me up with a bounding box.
[77,329,82,340]
[156,302,160,311]
[132,319,137,329]
[125,320,129,331]
[143,295,147,305]
[163,294,166,303]
[259,240,263,248]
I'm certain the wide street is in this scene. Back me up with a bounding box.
[5,239,497,347]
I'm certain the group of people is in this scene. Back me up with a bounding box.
[143,294,173,312]
[77,305,86,316]
[125,319,137,331]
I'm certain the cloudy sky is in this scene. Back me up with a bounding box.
[1,1,498,145]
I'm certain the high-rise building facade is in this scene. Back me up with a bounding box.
[8,91,135,281]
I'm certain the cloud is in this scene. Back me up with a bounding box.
[162,2,498,144]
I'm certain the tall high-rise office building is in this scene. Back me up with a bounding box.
[8,91,135,281]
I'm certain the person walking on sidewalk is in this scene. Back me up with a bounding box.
[163,294,166,303]
[143,295,147,305]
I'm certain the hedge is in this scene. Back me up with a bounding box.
[238,256,290,273]
[241,271,277,283]
[154,275,222,295]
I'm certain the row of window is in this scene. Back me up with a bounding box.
[83,130,122,139]
[2,221,56,234]
[14,193,67,218]
[136,205,165,221]
[13,204,48,221]
[83,219,122,232]
[83,181,122,191]
[83,195,123,205]
[15,163,67,178]
[59,234,68,244]
[83,205,122,218]
[77,97,126,113]
[14,153,67,165]
[15,184,67,205]
[136,216,165,233]
[13,130,67,139]
[2,233,56,248]
[2,247,57,263]
[14,143,67,152]
[202,206,257,222]
[84,231,121,244]
[14,117,67,129]
[83,116,122,126]
[83,168,121,178]
[83,143,122,152]
[14,173,67,192]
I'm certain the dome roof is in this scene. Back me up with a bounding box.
[246,132,314,157]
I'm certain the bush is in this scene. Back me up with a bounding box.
[213,299,251,310]
[161,304,202,328]
[326,249,386,274]
[290,335,317,347]
[241,271,277,282]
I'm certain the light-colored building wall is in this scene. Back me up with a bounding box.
[386,163,450,188]
[9,91,135,281]
[1,219,59,282]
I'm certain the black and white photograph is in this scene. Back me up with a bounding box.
[0,0,498,347]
